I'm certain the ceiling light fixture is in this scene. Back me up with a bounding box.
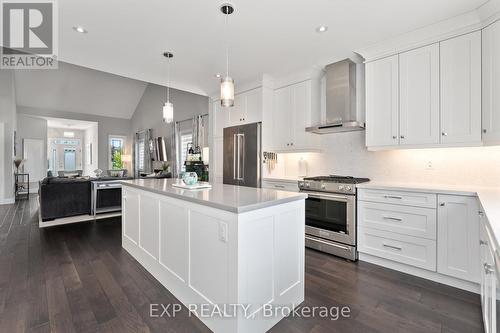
[316,25,328,33]
[72,26,88,34]
[220,3,235,108]
[163,51,174,123]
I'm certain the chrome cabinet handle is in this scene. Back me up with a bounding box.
[483,129,487,133]
[384,195,403,199]
[478,211,484,218]
[383,216,403,222]
[484,263,495,275]
[400,135,405,139]
[392,135,397,139]
[439,202,445,206]
[383,243,402,251]
[274,185,285,189]
[442,132,448,136]
[480,240,488,246]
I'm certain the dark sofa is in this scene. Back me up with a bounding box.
[39,177,91,221]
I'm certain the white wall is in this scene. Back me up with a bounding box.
[83,124,98,176]
[265,131,500,187]
[17,114,48,191]
[0,69,17,204]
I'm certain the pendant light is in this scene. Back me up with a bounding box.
[220,3,235,108]
[163,51,174,123]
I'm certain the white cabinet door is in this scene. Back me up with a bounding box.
[483,20,500,144]
[213,137,224,179]
[480,218,496,333]
[228,93,245,126]
[437,195,480,283]
[243,87,263,124]
[123,188,140,244]
[399,44,440,145]
[366,55,400,147]
[440,31,482,144]
[291,80,312,150]
[273,86,292,150]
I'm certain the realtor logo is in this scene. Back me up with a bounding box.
[1,0,58,68]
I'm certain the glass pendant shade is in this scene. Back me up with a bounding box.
[220,76,234,107]
[163,101,174,123]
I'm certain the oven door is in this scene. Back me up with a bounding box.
[303,191,356,246]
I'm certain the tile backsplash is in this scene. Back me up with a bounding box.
[263,131,500,187]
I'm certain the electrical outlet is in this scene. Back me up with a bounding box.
[218,222,228,242]
[426,161,434,170]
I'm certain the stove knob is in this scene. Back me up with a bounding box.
[298,181,304,187]
[305,182,310,188]
[321,184,326,190]
[338,185,345,190]
[345,186,352,191]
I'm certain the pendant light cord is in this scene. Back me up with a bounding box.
[167,57,170,103]
[225,13,229,78]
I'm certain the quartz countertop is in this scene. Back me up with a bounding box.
[121,178,307,213]
[357,181,500,259]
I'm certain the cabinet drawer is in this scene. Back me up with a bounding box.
[358,188,437,208]
[358,201,437,240]
[358,227,437,271]
[262,180,298,192]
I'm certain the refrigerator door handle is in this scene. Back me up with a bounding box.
[233,133,238,180]
[238,133,245,181]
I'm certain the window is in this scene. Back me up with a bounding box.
[179,132,192,172]
[137,139,145,171]
[108,136,126,170]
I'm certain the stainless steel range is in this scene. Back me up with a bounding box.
[298,175,369,261]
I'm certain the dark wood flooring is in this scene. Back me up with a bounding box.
[0,196,483,332]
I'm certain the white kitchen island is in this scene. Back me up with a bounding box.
[120,178,307,333]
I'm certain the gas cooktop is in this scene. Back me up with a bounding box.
[299,175,370,195]
[303,175,370,184]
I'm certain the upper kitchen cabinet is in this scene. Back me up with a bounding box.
[213,87,263,138]
[365,31,483,150]
[366,55,399,147]
[271,79,320,152]
[440,31,482,145]
[483,20,500,144]
[227,87,263,127]
[399,44,440,146]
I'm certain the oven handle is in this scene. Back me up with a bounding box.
[304,192,351,202]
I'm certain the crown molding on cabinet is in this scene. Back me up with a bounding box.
[356,2,500,63]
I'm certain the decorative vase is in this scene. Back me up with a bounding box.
[182,172,198,186]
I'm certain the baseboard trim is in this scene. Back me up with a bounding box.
[0,197,15,205]
[359,253,480,294]
[39,212,122,228]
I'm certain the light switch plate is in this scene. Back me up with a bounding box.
[218,222,228,242]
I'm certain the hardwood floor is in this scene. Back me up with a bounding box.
[0,196,483,332]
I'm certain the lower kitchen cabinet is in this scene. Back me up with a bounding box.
[480,215,499,333]
[358,188,482,291]
[437,195,480,283]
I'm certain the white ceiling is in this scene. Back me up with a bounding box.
[14,61,147,119]
[45,117,97,130]
[56,0,488,96]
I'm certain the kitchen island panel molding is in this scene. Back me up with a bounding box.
[121,183,305,333]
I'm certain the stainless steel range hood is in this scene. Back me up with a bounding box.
[306,59,365,134]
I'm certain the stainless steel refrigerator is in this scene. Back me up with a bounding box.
[223,122,262,188]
